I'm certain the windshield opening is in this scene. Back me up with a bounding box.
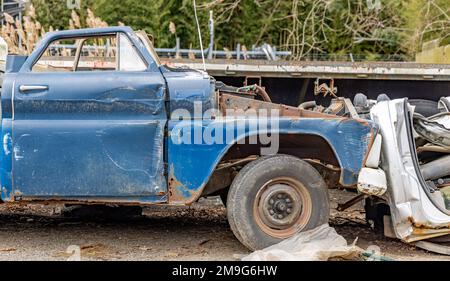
[135,31,161,67]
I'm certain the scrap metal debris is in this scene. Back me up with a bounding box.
[414,112,450,147]
[412,100,450,211]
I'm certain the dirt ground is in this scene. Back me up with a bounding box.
[0,189,449,261]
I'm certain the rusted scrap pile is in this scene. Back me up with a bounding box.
[305,93,450,211]
[413,97,450,210]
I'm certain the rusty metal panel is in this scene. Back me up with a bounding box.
[167,116,377,204]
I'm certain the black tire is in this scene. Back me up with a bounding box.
[227,155,329,250]
[409,99,439,117]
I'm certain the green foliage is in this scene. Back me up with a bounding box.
[29,0,94,30]
[27,0,450,59]
[91,0,163,43]
[91,0,209,48]
[403,0,450,51]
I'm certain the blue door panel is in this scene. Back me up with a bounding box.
[13,120,165,197]
[10,71,167,199]
[13,72,166,119]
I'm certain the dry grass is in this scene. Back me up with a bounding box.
[1,4,113,55]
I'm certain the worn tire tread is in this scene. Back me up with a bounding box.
[227,154,330,250]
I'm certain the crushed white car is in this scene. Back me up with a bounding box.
[371,99,450,243]
[305,95,450,254]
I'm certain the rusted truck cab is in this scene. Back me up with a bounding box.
[0,27,379,250]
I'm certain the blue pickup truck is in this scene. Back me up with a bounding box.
[0,26,379,250]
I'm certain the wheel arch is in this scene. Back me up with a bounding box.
[168,130,358,205]
[168,117,375,204]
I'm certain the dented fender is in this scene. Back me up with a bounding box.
[167,117,377,204]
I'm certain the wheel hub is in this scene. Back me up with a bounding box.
[258,183,303,229]
[267,191,299,221]
[254,178,312,238]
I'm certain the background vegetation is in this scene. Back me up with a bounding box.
[18,0,450,60]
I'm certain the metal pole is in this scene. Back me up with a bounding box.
[192,0,206,71]
[207,10,214,60]
[175,37,180,58]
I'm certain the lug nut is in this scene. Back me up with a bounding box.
[285,198,291,203]
[277,194,283,199]
[269,199,274,205]
[269,209,274,215]
[277,214,284,219]
[287,208,292,214]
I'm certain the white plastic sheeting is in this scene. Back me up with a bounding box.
[242,224,361,261]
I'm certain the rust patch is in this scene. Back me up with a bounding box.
[168,165,201,205]
[408,216,450,231]
[399,217,450,242]
[219,93,340,119]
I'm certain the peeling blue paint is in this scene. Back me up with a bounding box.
[168,117,376,203]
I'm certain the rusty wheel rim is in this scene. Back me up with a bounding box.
[253,177,312,239]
